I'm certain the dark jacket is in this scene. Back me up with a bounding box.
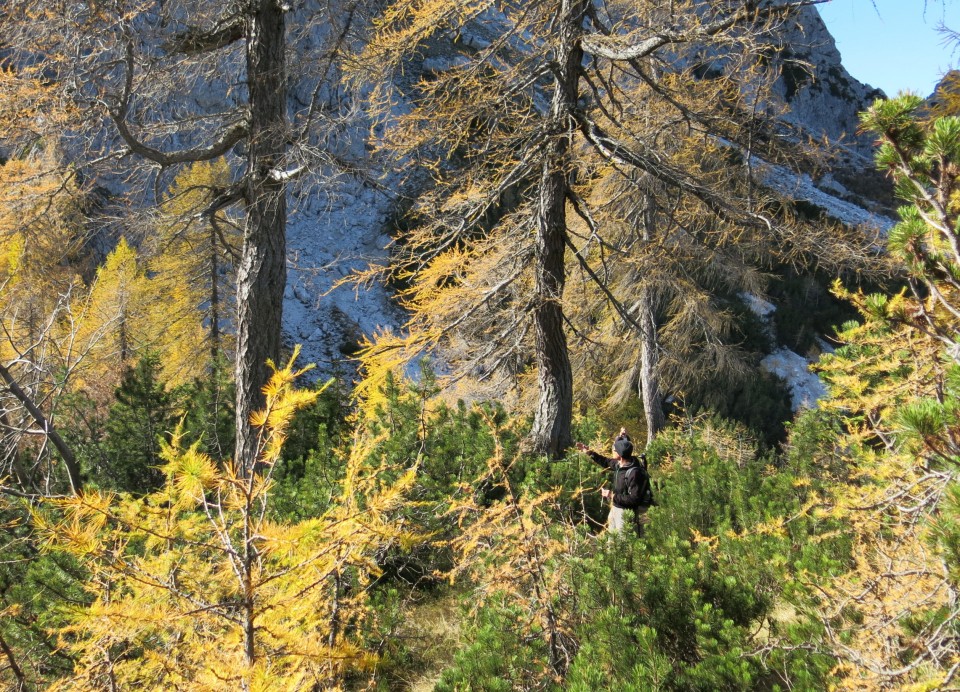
[587,451,652,510]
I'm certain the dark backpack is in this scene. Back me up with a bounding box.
[631,455,655,507]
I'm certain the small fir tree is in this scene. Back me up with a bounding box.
[98,352,175,493]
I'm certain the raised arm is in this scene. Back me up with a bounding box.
[575,442,614,470]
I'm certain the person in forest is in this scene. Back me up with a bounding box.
[575,429,653,533]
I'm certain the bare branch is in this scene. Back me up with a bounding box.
[166,11,246,56]
[0,362,80,495]
[111,41,248,167]
[576,112,773,231]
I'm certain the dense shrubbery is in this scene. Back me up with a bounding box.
[0,499,85,688]
[428,416,846,691]
[4,340,953,689]
[2,352,875,690]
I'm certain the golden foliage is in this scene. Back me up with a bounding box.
[810,447,954,691]
[35,351,420,690]
[441,407,582,679]
[352,0,878,433]
[70,237,152,394]
[807,285,959,689]
[0,68,76,143]
[353,327,435,421]
[819,283,943,447]
[142,159,239,385]
[0,143,87,362]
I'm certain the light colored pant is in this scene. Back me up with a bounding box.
[608,506,626,532]
[608,506,649,533]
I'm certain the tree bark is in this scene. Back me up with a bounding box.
[529,0,584,458]
[638,195,665,445]
[209,218,221,366]
[235,0,287,471]
[637,284,666,445]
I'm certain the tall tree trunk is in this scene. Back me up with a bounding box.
[209,219,221,366]
[637,285,666,445]
[235,0,287,471]
[529,0,584,457]
[638,195,665,445]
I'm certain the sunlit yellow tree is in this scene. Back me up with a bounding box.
[35,349,419,690]
[77,238,152,380]
[0,146,85,348]
[0,134,92,492]
[0,65,85,359]
[798,95,960,689]
[143,159,239,386]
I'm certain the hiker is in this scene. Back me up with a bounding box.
[575,429,653,533]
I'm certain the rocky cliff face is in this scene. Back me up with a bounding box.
[50,4,894,383]
[774,6,897,219]
[778,7,886,153]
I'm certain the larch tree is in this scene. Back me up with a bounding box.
[357,0,846,456]
[145,158,240,386]
[79,238,152,374]
[36,351,420,689]
[0,145,86,358]
[0,139,92,493]
[0,83,95,684]
[565,63,876,444]
[0,0,368,471]
[795,94,960,689]
[811,300,958,689]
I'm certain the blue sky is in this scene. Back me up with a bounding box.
[817,0,960,97]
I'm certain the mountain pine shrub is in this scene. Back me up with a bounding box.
[436,418,842,690]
